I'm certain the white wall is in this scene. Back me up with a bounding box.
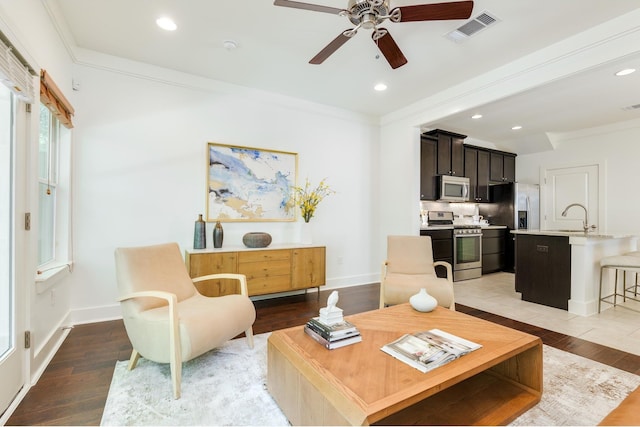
[67,63,381,322]
[516,120,640,234]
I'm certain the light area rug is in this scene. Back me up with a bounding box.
[101,333,640,426]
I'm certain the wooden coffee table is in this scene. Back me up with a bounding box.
[267,303,542,425]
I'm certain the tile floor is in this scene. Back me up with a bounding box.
[455,272,640,356]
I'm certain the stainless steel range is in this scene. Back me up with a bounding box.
[452,225,482,281]
[425,211,483,281]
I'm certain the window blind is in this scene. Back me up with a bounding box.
[0,33,36,103]
[40,70,74,129]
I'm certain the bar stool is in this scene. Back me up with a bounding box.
[623,251,640,296]
[598,253,640,313]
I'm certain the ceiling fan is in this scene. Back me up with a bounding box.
[273,0,474,69]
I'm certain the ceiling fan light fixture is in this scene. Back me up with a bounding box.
[156,17,177,31]
[275,0,475,69]
[362,15,377,29]
[374,82,387,91]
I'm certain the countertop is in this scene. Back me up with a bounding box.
[510,229,639,241]
[420,225,507,231]
[186,243,325,253]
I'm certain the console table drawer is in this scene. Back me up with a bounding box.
[239,249,291,263]
[247,274,292,295]
[241,259,291,279]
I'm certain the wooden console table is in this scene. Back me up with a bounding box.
[185,244,325,297]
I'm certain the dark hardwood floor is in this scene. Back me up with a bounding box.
[6,283,640,425]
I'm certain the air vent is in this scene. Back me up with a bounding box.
[445,11,500,43]
[622,103,640,111]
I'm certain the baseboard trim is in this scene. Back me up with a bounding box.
[69,303,122,325]
[66,276,380,323]
[31,326,72,385]
[0,384,29,426]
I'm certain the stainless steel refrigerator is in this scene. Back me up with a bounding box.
[514,183,540,230]
[480,182,540,271]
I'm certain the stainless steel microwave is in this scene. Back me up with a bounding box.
[439,175,470,202]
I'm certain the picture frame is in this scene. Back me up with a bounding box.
[206,142,298,222]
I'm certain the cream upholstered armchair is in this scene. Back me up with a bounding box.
[379,235,455,310]
[115,242,256,399]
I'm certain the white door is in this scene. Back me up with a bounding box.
[541,163,600,231]
[0,85,26,418]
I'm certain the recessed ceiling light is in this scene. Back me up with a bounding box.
[156,17,177,31]
[615,68,636,76]
[374,83,387,91]
[512,125,522,130]
[471,114,482,119]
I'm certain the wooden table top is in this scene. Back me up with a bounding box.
[268,303,542,424]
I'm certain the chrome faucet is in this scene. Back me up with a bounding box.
[561,203,592,232]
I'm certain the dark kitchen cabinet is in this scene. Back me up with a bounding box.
[464,147,491,202]
[490,152,516,183]
[464,146,477,200]
[514,234,571,310]
[482,228,507,273]
[420,229,453,278]
[420,130,516,201]
[478,150,491,200]
[424,129,466,177]
[420,136,438,200]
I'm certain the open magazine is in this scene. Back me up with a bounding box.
[381,329,482,373]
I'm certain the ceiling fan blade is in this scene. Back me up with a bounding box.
[395,1,474,22]
[273,0,344,15]
[373,29,407,69]
[309,31,353,65]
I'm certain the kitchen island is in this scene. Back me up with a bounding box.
[512,230,638,316]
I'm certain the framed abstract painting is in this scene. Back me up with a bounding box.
[206,143,298,222]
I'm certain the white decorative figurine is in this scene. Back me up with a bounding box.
[319,290,344,325]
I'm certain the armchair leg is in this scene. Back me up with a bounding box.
[245,327,254,349]
[127,349,140,371]
[170,357,182,400]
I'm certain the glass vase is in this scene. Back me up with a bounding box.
[193,214,206,249]
[213,220,224,248]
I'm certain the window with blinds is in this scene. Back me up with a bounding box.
[0,33,36,102]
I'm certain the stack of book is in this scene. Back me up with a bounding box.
[304,317,362,349]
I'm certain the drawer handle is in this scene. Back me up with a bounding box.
[536,245,548,253]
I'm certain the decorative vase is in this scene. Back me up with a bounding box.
[242,232,272,248]
[193,214,206,249]
[213,221,224,248]
[410,288,438,312]
[300,221,312,244]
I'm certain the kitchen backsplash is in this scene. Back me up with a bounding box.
[420,201,479,224]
